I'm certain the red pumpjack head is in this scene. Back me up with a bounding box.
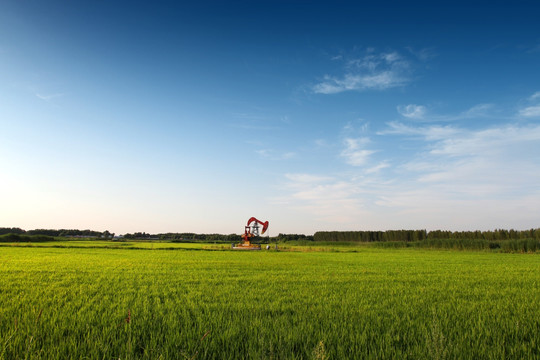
[247,217,269,234]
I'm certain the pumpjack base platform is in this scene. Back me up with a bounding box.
[232,245,261,250]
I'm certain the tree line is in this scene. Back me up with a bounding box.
[314,230,427,242]
[0,228,307,243]
[0,228,114,238]
[121,232,314,242]
[3,227,539,243]
[313,229,540,242]
[123,232,243,242]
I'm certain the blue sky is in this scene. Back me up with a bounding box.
[1,1,540,234]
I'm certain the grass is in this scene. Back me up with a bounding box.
[0,245,539,359]
[0,239,227,250]
[3,233,539,253]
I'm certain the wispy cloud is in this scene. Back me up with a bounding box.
[518,91,540,118]
[365,161,390,174]
[273,93,540,230]
[520,106,540,118]
[256,149,295,160]
[382,120,540,202]
[35,92,64,101]
[278,102,540,230]
[397,104,426,119]
[340,137,375,166]
[530,92,540,100]
[428,124,540,157]
[396,103,495,122]
[379,121,461,140]
[313,72,405,94]
[312,50,412,94]
[280,173,372,225]
[406,47,437,61]
[458,104,495,119]
[525,43,540,53]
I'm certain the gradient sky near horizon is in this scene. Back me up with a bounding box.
[2,1,540,235]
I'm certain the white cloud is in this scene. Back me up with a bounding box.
[277,120,540,231]
[313,50,412,94]
[391,123,540,212]
[395,103,495,123]
[530,92,540,100]
[382,52,401,63]
[429,125,540,157]
[519,106,540,118]
[517,92,540,118]
[526,44,540,53]
[35,93,64,101]
[314,139,329,148]
[406,47,437,61]
[340,137,375,166]
[365,162,390,174]
[256,149,296,160]
[313,72,406,94]
[274,94,540,231]
[397,104,426,119]
[279,173,373,225]
[379,121,461,140]
[255,149,271,157]
[343,120,369,134]
[458,103,494,118]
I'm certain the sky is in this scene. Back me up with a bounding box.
[1,1,540,235]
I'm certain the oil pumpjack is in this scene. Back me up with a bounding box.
[233,217,269,250]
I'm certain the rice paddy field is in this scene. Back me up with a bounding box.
[1,243,539,359]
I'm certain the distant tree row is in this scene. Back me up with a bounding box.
[314,230,427,242]
[0,228,114,238]
[275,233,314,242]
[121,232,317,243]
[0,233,55,242]
[0,228,307,243]
[123,232,154,239]
[427,229,540,240]
[0,227,26,235]
[123,232,314,243]
[3,227,539,243]
[121,232,243,242]
[313,229,540,242]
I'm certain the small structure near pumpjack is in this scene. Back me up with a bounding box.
[233,217,269,250]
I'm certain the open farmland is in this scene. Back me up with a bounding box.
[1,245,539,359]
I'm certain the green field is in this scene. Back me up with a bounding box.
[1,244,539,359]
